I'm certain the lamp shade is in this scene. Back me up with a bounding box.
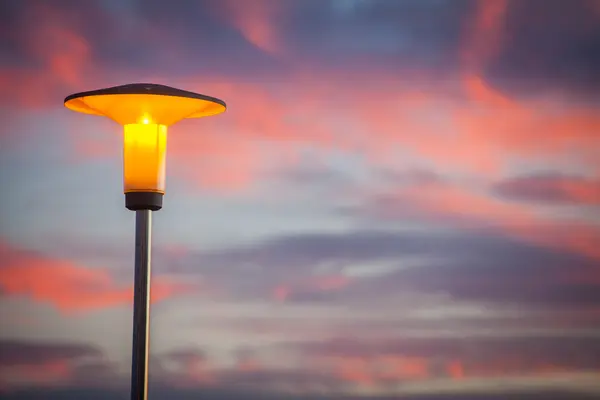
[64,83,226,210]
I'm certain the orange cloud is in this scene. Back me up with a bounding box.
[463,74,514,107]
[315,349,600,389]
[0,241,195,313]
[447,360,465,380]
[325,354,432,387]
[377,355,430,381]
[335,356,375,386]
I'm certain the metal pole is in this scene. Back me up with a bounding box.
[131,209,152,400]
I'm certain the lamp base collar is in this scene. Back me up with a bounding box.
[125,192,163,211]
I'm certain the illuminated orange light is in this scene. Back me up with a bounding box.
[123,123,167,193]
[64,84,226,195]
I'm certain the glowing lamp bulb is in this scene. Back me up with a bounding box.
[64,83,226,211]
[123,122,167,193]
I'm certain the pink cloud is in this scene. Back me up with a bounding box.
[367,181,600,260]
[0,3,93,110]
[272,274,352,302]
[461,0,509,72]
[0,241,196,314]
[218,0,285,56]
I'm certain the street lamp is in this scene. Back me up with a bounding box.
[64,83,226,400]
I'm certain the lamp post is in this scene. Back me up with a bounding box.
[64,84,226,400]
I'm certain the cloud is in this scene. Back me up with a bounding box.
[2,340,600,398]
[158,347,304,390]
[0,1,94,110]
[148,340,600,395]
[493,173,600,205]
[160,348,216,386]
[272,274,352,302]
[233,347,262,373]
[218,0,285,56]
[168,224,600,312]
[0,340,100,367]
[149,340,600,396]
[0,240,195,313]
[296,335,600,367]
[461,0,508,73]
[289,335,600,391]
[355,179,600,260]
[0,340,103,390]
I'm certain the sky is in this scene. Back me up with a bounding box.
[0,0,600,398]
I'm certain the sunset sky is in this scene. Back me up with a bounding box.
[1,0,600,399]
